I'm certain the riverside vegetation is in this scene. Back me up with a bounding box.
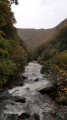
[36,25,67,104]
[0,0,27,88]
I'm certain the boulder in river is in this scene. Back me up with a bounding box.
[34,114,40,120]
[39,84,55,95]
[19,112,30,119]
[15,97,26,103]
[34,78,39,82]
[0,90,11,100]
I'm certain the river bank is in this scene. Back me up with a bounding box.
[41,71,67,106]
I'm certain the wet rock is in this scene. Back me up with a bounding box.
[19,113,30,119]
[34,78,39,82]
[0,90,10,100]
[39,85,55,95]
[15,98,26,103]
[43,74,47,78]
[15,75,23,86]
[22,76,28,79]
[3,114,19,120]
[34,114,40,120]
[25,87,30,91]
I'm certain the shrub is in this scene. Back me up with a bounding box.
[0,60,17,86]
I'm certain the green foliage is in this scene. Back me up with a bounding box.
[38,25,67,102]
[0,0,18,39]
[0,0,28,87]
[0,60,16,76]
[41,50,52,61]
[42,50,67,73]
[50,25,67,52]
[0,60,17,86]
[41,51,67,102]
[54,50,67,69]
[37,25,67,64]
[0,35,27,87]
[0,49,9,59]
[27,48,36,61]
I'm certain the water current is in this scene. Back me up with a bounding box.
[0,62,67,120]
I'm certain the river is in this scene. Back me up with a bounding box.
[0,61,67,120]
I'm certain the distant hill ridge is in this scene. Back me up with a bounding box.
[17,19,67,48]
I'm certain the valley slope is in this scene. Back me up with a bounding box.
[18,19,67,48]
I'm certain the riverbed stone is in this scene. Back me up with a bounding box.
[34,78,39,82]
[39,84,55,95]
[15,97,26,103]
[0,90,11,99]
[19,112,30,119]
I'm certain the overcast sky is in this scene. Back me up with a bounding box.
[12,0,67,29]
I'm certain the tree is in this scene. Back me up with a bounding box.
[10,0,18,5]
[0,0,18,5]
[0,0,17,37]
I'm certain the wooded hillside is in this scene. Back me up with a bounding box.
[18,19,67,48]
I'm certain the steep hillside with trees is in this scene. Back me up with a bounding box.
[18,19,67,48]
[0,0,27,87]
[36,24,67,104]
[36,24,67,62]
[18,28,55,48]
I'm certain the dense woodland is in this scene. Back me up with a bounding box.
[35,24,67,103]
[0,0,27,87]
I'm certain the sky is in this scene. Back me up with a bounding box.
[12,0,67,29]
